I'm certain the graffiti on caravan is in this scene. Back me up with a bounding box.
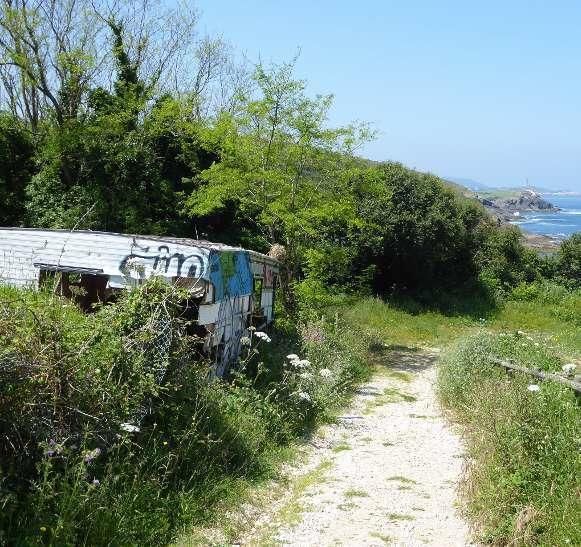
[119,244,207,279]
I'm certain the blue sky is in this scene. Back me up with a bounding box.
[196,1,581,191]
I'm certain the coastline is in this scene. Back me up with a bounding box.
[521,231,562,253]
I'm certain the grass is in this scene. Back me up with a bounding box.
[339,283,580,546]
[342,286,580,356]
[363,387,417,413]
[386,513,415,521]
[4,278,578,545]
[0,282,372,546]
[438,333,580,545]
[386,476,416,484]
[332,441,352,453]
[369,531,393,544]
[344,488,369,498]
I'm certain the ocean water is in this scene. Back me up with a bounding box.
[510,195,581,239]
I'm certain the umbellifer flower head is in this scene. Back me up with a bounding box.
[562,364,576,376]
[319,368,332,378]
[527,384,540,392]
[254,331,271,342]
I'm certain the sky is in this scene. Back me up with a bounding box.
[195,0,581,191]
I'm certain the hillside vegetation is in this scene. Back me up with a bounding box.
[0,1,580,545]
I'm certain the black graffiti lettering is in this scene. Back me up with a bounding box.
[119,245,206,278]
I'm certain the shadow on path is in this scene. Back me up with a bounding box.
[368,343,438,374]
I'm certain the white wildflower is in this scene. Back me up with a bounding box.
[254,331,271,342]
[248,326,256,331]
[300,372,312,379]
[286,354,300,361]
[297,359,311,368]
[319,368,332,378]
[562,364,576,376]
[120,423,140,433]
[527,384,541,392]
[517,330,526,336]
[240,336,251,346]
[297,391,311,401]
[83,447,101,463]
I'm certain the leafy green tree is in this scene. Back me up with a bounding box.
[475,224,542,293]
[187,60,372,303]
[0,112,35,225]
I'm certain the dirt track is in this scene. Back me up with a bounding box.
[244,349,474,546]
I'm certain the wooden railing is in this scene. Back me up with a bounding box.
[490,358,581,394]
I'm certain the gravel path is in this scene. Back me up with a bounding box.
[245,350,474,546]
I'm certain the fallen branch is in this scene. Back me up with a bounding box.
[490,358,581,394]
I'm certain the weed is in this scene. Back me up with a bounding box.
[344,488,369,498]
[386,476,417,484]
[438,333,581,546]
[0,281,369,546]
[364,387,416,413]
[332,442,352,453]
[338,502,358,511]
[369,531,393,544]
[386,513,415,521]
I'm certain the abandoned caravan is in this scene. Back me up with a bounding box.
[0,228,279,375]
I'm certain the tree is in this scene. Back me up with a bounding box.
[0,0,202,128]
[187,60,373,292]
[0,111,34,225]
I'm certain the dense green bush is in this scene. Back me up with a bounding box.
[0,113,35,226]
[554,233,581,288]
[438,333,580,545]
[355,163,487,292]
[475,224,543,296]
[0,280,370,545]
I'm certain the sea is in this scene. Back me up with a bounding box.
[510,194,581,239]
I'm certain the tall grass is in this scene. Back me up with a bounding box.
[438,333,580,545]
[0,281,370,545]
[341,281,580,353]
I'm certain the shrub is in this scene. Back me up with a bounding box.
[475,225,542,295]
[554,233,581,288]
[0,280,371,545]
[0,113,35,226]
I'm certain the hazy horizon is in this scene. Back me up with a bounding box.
[196,0,581,192]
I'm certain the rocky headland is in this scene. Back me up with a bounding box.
[478,189,559,222]
[476,189,562,252]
